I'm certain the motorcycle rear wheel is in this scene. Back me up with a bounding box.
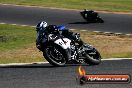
[85,48,101,65]
[97,18,104,23]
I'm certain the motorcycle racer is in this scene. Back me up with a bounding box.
[35,21,101,66]
[83,9,98,19]
[35,21,84,51]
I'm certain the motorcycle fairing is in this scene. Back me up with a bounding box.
[54,38,71,49]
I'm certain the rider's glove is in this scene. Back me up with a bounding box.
[71,32,80,41]
[75,33,80,41]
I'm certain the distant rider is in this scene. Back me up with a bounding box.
[83,9,98,19]
[35,21,84,51]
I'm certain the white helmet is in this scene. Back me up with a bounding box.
[36,21,47,31]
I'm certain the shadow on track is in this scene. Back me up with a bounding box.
[0,63,90,68]
[69,21,88,24]
[69,21,102,24]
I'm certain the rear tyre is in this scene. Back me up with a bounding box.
[97,18,104,23]
[43,45,67,66]
[85,48,101,65]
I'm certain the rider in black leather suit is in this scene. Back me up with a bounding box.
[36,21,84,51]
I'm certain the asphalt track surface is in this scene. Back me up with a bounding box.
[0,4,132,88]
[0,4,132,34]
[0,59,132,88]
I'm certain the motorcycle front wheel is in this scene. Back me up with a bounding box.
[43,46,67,66]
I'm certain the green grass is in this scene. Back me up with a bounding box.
[0,24,45,63]
[0,0,132,12]
[103,52,132,58]
[0,24,36,51]
[0,24,132,64]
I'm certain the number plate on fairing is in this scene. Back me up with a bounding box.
[54,38,71,49]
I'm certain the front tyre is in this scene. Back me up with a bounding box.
[85,48,101,65]
[43,46,67,66]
